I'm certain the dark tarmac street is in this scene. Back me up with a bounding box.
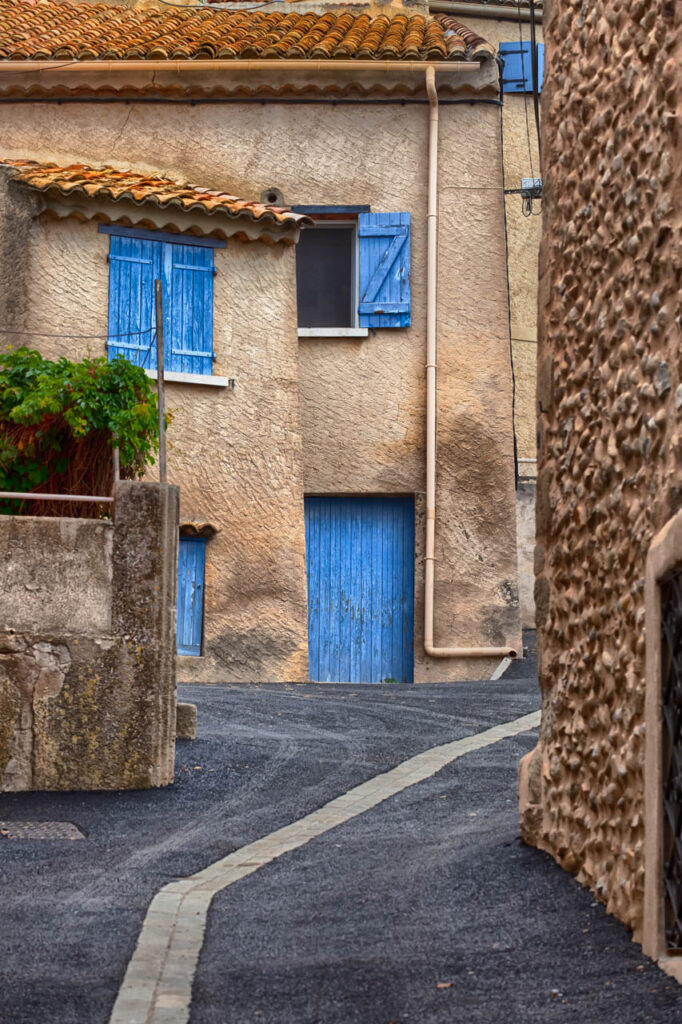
[1,671,681,1023]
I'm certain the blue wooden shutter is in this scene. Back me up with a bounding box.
[500,41,544,93]
[177,537,207,656]
[107,234,214,374]
[163,242,215,375]
[358,212,411,328]
[107,234,159,367]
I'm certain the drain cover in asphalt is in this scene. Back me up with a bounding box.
[0,821,85,840]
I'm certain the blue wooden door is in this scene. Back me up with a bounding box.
[305,496,415,683]
[177,537,207,656]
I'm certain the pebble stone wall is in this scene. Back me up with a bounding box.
[519,0,682,937]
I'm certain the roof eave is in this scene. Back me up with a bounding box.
[0,58,499,100]
[21,187,306,246]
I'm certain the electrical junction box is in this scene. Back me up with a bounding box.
[521,177,543,195]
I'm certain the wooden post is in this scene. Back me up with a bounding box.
[112,446,120,485]
[154,278,167,484]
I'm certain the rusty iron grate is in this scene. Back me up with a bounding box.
[0,821,85,840]
[661,567,682,952]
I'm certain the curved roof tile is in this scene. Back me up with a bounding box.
[0,158,310,233]
[0,0,492,62]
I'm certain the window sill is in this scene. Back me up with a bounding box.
[297,327,369,339]
[145,370,232,387]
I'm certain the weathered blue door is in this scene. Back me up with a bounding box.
[305,496,415,683]
[177,537,207,656]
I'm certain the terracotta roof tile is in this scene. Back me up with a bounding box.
[435,15,495,62]
[0,0,492,62]
[0,158,309,232]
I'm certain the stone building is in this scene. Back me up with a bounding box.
[0,0,524,684]
[518,0,682,977]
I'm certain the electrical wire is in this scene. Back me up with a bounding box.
[516,1,535,183]
[529,0,542,167]
[0,60,84,75]
[0,327,155,340]
[156,0,303,12]
[498,88,519,489]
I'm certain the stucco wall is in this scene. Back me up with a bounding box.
[518,0,682,937]
[0,85,521,681]
[464,14,543,627]
[0,482,179,791]
[0,210,310,683]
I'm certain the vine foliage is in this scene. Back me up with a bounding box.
[0,348,161,517]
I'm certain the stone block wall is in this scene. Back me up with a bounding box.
[519,0,682,936]
[0,481,179,791]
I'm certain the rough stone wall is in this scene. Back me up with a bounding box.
[519,0,682,937]
[0,482,179,790]
[0,517,113,634]
[0,86,521,682]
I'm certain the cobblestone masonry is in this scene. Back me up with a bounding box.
[518,0,682,937]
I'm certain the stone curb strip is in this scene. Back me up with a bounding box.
[109,709,541,1024]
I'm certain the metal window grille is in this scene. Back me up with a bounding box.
[661,566,682,951]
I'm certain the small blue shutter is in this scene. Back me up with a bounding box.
[107,234,158,368]
[165,243,215,375]
[107,234,214,374]
[177,537,207,656]
[358,212,411,328]
[500,41,544,93]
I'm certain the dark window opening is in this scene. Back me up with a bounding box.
[296,226,354,328]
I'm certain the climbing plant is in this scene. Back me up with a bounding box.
[0,348,162,517]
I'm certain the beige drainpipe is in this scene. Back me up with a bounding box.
[429,1,542,23]
[0,60,479,76]
[423,66,517,661]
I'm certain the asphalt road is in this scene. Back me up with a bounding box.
[1,670,681,1024]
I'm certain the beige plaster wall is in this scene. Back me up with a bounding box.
[2,211,309,683]
[464,14,543,627]
[0,88,520,681]
[518,0,682,937]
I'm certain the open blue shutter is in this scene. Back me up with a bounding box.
[536,43,544,91]
[500,41,544,93]
[107,234,159,368]
[177,537,207,656]
[358,212,411,328]
[108,234,214,374]
[164,243,214,375]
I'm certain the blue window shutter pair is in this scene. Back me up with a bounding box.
[107,234,214,375]
[358,212,411,328]
[499,41,544,93]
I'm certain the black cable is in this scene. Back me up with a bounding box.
[516,1,535,181]
[1,97,504,107]
[0,327,154,340]
[497,78,518,491]
[529,0,542,167]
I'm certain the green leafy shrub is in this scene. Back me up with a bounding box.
[0,348,161,516]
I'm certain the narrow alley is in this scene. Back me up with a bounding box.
[2,667,680,1023]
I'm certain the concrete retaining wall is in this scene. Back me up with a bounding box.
[0,481,179,791]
